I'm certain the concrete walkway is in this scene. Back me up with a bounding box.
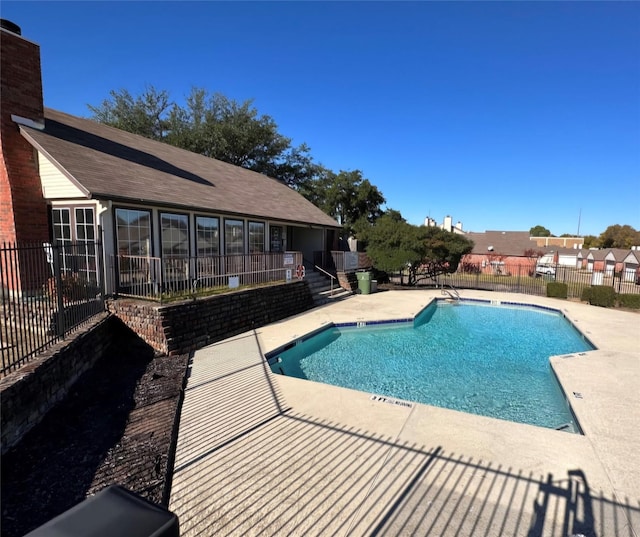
[169,290,639,536]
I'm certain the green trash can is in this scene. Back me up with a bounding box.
[356,271,371,295]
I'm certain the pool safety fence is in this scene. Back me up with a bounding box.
[1,240,105,377]
[389,262,640,298]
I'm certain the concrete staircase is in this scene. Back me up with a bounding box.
[303,268,352,306]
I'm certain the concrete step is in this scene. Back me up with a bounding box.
[303,270,352,305]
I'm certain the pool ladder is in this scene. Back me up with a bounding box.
[441,283,460,301]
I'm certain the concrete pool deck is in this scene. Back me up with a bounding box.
[169,290,639,536]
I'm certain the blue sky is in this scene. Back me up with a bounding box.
[3,1,639,237]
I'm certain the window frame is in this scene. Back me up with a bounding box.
[159,211,190,259]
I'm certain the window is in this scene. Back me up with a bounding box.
[116,208,151,256]
[248,222,265,254]
[160,213,189,258]
[51,207,98,282]
[225,219,244,255]
[52,208,72,246]
[196,216,219,257]
[75,208,97,283]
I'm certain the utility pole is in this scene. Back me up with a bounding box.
[577,208,582,236]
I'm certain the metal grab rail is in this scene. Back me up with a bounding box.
[440,282,460,300]
[314,264,337,296]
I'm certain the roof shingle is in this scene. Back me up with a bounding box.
[21,108,340,228]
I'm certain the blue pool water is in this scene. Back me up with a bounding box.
[268,300,595,431]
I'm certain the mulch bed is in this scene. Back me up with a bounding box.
[1,331,189,537]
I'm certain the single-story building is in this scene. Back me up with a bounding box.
[1,21,341,296]
[461,231,551,275]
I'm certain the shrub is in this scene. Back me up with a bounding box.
[459,262,481,274]
[589,285,616,308]
[46,273,99,302]
[581,286,592,303]
[546,282,568,299]
[618,293,640,310]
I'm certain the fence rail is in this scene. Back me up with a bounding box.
[389,262,640,297]
[1,241,105,377]
[111,251,304,302]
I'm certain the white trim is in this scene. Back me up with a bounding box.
[11,114,44,130]
[19,128,92,198]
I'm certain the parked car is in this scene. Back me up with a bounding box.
[535,264,556,277]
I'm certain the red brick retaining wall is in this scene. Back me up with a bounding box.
[108,281,314,355]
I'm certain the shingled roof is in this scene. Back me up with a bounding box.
[466,231,551,256]
[19,108,340,228]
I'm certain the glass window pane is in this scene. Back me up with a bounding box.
[161,213,189,258]
[249,222,265,253]
[116,208,151,256]
[196,216,219,256]
[225,219,244,255]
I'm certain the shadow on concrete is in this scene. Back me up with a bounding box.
[168,331,640,536]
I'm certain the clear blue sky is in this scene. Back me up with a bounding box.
[3,1,639,237]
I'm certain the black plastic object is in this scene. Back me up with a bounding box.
[24,485,179,537]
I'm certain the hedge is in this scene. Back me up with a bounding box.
[546,282,568,299]
[589,285,616,308]
[618,293,640,310]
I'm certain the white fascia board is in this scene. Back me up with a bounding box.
[18,126,91,199]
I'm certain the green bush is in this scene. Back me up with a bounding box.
[589,285,616,308]
[618,293,640,310]
[546,282,568,299]
[581,286,592,303]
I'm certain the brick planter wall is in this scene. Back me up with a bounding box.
[108,281,314,355]
[0,313,123,454]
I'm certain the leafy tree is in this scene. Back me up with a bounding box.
[529,225,552,237]
[582,235,598,249]
[363,212,474,286]
[89,87,320,188]
[597,224,640,249]
[310,169,385,236]
[88,86,172,140]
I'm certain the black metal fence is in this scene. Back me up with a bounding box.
[389,262,640,298]
[1,241,105,377]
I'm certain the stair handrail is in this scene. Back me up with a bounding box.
[314,264,337,296]
[440,282,460,300]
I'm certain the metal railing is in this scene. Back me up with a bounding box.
[388,262,640,298]
[314,264,337,296]
[112,251,304,302]
[313,250,371,273]
[1,241,105,376]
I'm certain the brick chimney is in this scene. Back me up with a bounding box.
[0,19,49,244]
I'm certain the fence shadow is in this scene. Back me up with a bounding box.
[169,332,639,537]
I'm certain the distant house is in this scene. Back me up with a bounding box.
[622,250,640,282]
[461,231,550,275]
[530,236,584,249]
[586,248,636,276]
[424,215,465,235]
[1,22,340,295]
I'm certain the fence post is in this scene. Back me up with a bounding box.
[53,245,66,337]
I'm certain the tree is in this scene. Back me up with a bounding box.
[88,86,172,140]
[89,87,320,188]
[530,225,552,237]
[597,225,640,249]
[582,235,598,249]
[309,169,385,236]
[363,213,474,286]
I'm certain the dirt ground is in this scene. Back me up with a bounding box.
[0,327,189,537]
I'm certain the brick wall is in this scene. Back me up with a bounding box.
[0,25,49,245]
[0,313,121,454]
[108,281,314,355]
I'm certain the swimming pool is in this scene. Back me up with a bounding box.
[267,300,595,432]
